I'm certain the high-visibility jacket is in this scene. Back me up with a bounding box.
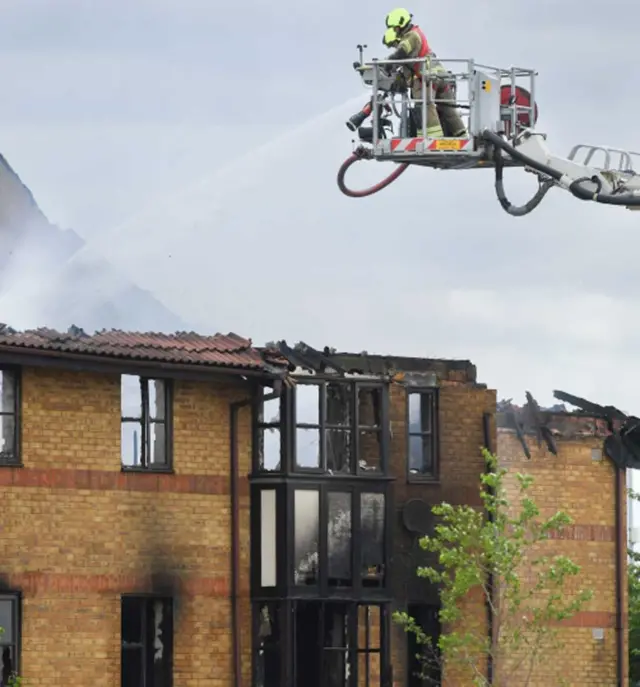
[395,25,450,91]
[395,25,431,77]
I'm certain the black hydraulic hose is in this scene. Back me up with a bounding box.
[483,130,562,181]
[568,176,640,206]
[492,144,553,216]
[483,129,640,207]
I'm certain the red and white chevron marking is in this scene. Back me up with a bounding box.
[388,138,472,152]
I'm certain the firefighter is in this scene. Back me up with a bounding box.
[383,9,467,138]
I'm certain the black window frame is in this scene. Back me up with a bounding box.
[287,482,391,597]
[406,388,439,482]
[0,592,21,681]
[121,594,173,687]
[253,380,389,477]
[120,375,173,472]
[0,366,21,467]
[255,387,283,473]
[251,599,391,687]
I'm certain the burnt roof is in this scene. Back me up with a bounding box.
[0,328,479,383]
[0,324,284,373]
[263,341,478,383]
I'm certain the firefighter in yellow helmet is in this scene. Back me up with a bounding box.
[383,9,466,138]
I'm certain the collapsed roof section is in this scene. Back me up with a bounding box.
[264,340,483,388]
[497,389,640,469]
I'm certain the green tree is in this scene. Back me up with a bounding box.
[0,626,21,687]
[628,488,640,685]
[394,448,593,687]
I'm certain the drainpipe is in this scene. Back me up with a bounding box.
[615,465,626,687]
[482,411,495,685]
[230,381,283,687]
[230,394,254,687]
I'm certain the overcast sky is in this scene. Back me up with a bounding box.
[2,0,640,411]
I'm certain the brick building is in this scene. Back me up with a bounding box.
[497,402,627,687]
[0,326,498,686]
[0,325,623,685]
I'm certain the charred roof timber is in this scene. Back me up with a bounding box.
[553,390,640,470]
[497,391,558,459]
[497,389,640,469]
[269,340,480,384]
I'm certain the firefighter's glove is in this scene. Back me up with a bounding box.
[389,71,406,93]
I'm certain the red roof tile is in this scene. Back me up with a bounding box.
[0,326,280,371]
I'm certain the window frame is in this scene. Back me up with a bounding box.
[254,388,284,473]
[406,388,440,482]
[0,366,21,467]
[120,594,173,687]
[120,375,173,472]
[253,379,389,476]
[0,592,21,680]
[251,599,391,687]
[287,482,390,597]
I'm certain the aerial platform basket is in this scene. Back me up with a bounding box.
[337,48,640,213]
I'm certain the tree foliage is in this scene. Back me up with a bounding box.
[0,626,20,686]
[628,488,640,685]
[394,448,593,686]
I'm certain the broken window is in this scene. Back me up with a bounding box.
[327,492,352,587]
[121,376,171,469]
[293,382,386,474]
[322,603,350,686]
[288,601,385,686]
[294,489,320,585]
[361,493,385,586]
[254,603,281,686]
[0,369,18,465]
[357,387,382,472]
[407,390,438,479]
[121,596,173,687]
[358,605,382,687]
[0,594,20,683]
[406,604,441,686]
[257,389,282,471]
[295,383,321,468]
[326,383,352,473]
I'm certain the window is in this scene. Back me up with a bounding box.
[293,381,386,474]
[257,389,281,471]
[121,376,172,470]
[254,603,282,687]
[286,601,386,686]
[357,387,383,472]
[358,605,382,687]
[121,596,173,687]
[294,489,320,585]
[406,604,441,686]
[0,369,19,465]
[0,593,20,683]
[291,486,386,589]
[407,390,438,479]
[361,493,385,587]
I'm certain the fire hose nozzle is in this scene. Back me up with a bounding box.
[346,107,371,132]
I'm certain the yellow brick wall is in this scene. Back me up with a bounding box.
[497,430,626,687]
[0,366,252,686]
[389,381,496,687]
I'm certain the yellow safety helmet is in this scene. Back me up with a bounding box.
[385,8,412,30]
[382,27,399,47]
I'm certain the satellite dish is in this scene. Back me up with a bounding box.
[402,498,432,534]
